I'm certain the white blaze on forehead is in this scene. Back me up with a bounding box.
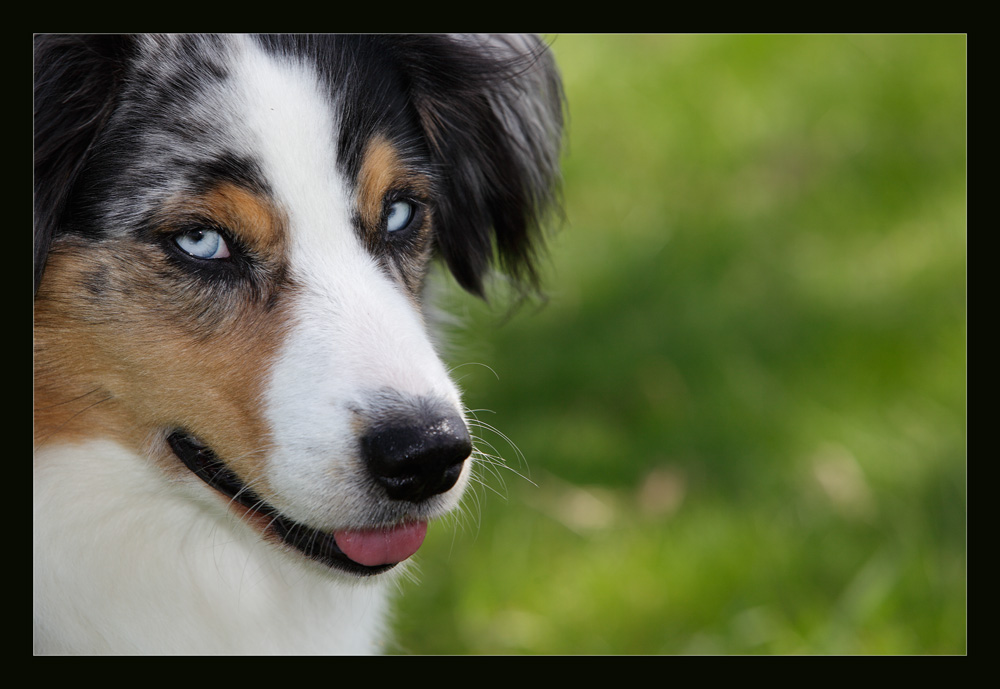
[229,38,356,260]
[227,39,457,399]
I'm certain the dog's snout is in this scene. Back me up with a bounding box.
[362,411,471,503]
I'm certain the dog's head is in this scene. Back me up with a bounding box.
[33,34,563,575]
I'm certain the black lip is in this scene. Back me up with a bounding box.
[167,431,395,576]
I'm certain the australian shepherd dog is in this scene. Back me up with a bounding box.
[33,33,563,654]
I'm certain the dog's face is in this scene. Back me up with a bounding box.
[34,35,562,576]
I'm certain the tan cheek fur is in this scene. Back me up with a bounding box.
[33,186,292,494]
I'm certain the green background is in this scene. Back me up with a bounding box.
[392,34,966,655]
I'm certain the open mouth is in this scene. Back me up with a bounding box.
[167,431,425,576]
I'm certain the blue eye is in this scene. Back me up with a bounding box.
[175,229,231,260]
[386,200,415,234]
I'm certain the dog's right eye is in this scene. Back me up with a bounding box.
[174,229,231,260]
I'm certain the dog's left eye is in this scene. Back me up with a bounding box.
[385,200,415,234]
[175,229,231,260]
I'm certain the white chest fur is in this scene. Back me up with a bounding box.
[33,440,391,655]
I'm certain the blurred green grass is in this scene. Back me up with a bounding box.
[391,35,966,655]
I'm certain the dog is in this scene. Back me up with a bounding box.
[33,34,563,655]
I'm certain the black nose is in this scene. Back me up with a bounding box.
[361,411,472,503]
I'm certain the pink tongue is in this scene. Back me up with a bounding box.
[334,521,428,567]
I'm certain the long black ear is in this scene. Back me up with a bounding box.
[392,35,565,297]
[33,34,133,297]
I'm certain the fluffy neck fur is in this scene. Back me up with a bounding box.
[33,440,392,655]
